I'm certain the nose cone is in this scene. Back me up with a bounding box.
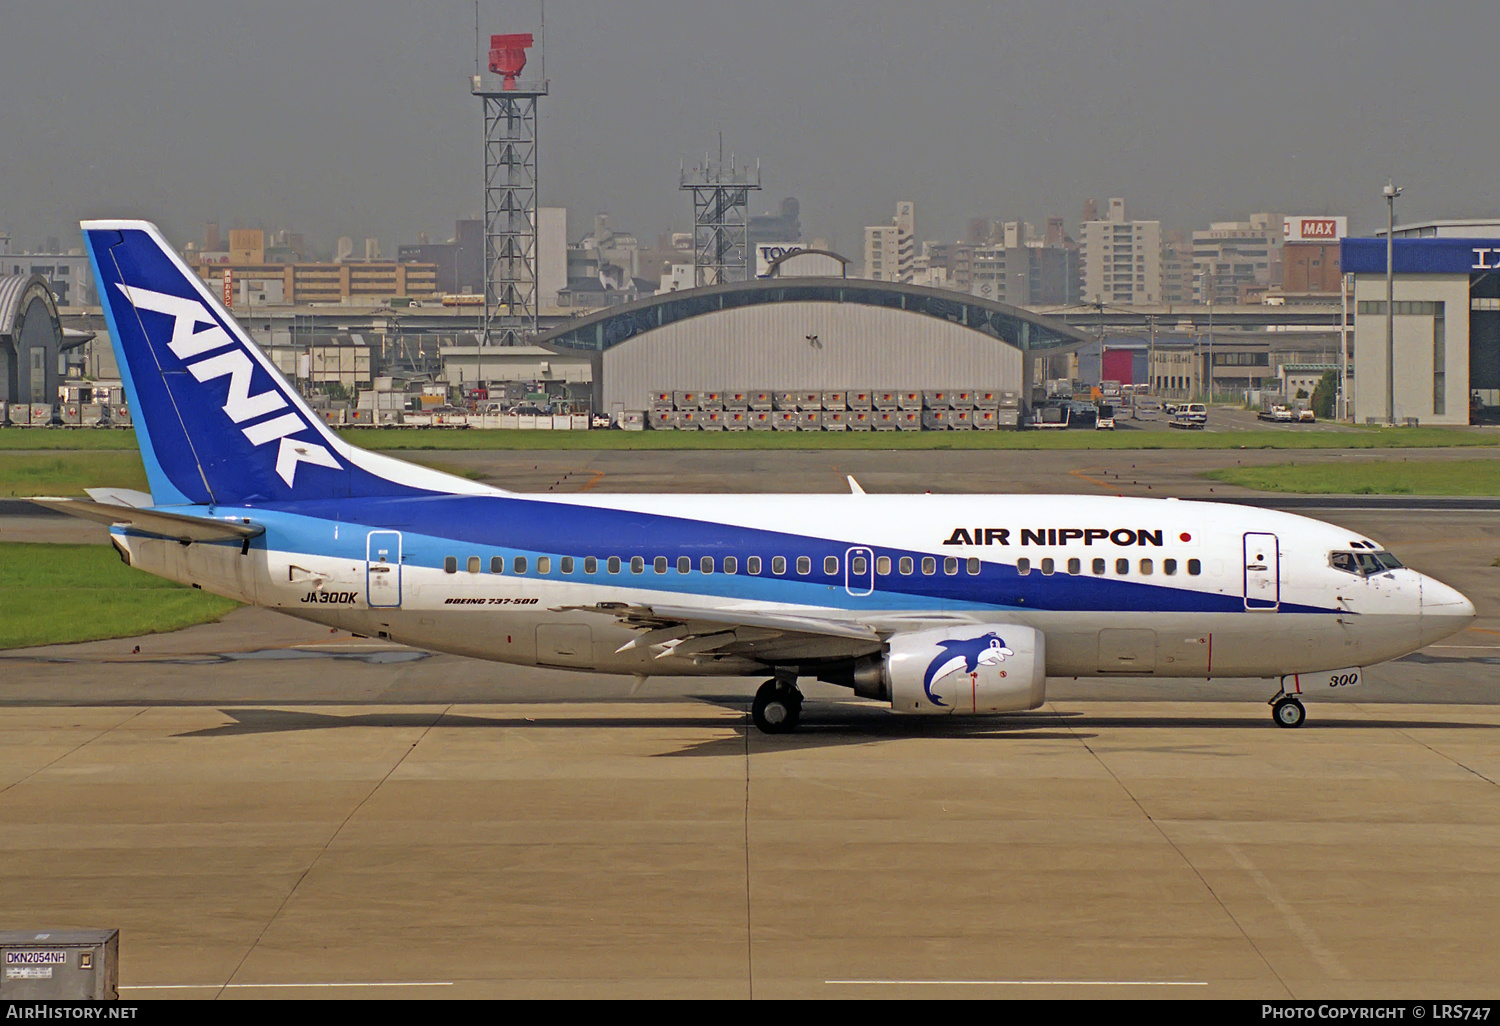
[1421,576,1477,644]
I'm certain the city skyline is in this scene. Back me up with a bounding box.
[2,1,1495,255]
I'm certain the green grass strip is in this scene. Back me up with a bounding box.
[0,543,240,649]
[1205,459,1500,496]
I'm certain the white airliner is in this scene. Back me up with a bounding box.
[37,220,1476,733]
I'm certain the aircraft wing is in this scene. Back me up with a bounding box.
[553,601,884,665]
[28,497,264,543]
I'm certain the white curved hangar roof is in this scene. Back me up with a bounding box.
[534,278,1092,413]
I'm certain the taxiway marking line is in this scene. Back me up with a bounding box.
[825,979,1207,987]
[121,982,453,990]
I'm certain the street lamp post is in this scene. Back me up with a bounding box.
[1384,179,1402,425]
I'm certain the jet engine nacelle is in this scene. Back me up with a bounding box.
[886,624,1045,715]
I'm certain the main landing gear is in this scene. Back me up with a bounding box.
[752,678,803,734]
[1268,684,1306,729]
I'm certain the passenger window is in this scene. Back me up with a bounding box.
[467,556,480,574]
[899,556,914,575]
[444,556,457,574]
[876,555,891,575]
[607,556,621,574]
[1163,558,1177,575]
[584,556,598,574]
[491,556,504,574]
[967,557,980,575]
[1067,557,1081,575]
[921,556,936,575]
[748,556,763,575]
[1139,559,1152,575]
[1040,558,1054,575]
[630,556,644,574]
[677,556,690,574]
[824,556,839,574]
[701,556,714,574]
[943,556,959,575]
[514,556,528,574]
[536,556,551,574]
[1092,558,1106,575]
[654,556,668,574]
[724,556,737,574]
[1016,558,1030,575]
[1187,559,1201,576]
[852,555,868,575]
[1116,558,1129,575]
[797,556,811,575]
[772,556,786,575]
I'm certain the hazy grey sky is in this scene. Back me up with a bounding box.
[2,1,1495,253]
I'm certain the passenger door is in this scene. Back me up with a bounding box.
[366,530,403,608]
[1243,532,1279,611]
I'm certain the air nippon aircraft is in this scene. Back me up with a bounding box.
[40,220,1476,733]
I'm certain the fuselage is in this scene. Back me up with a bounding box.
[111,490,1475,681]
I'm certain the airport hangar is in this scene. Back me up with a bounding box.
[520,272,1093,423]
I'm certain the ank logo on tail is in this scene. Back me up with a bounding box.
[118,283,340,486]
[922,633,1014,706]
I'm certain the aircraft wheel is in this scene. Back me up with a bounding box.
[752,680,802,734]
[1272,696,1306,729]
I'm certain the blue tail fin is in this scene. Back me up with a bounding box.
[83,220,491,507]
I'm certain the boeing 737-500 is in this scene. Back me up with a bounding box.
[34,220,1476,733]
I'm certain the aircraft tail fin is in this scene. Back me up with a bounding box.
[81,220,499,506]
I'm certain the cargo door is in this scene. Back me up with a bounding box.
[1097,628,1157,673]
[366,530,402,608]
[845,546,874,597]
[536,624,594,668]
[1243,532,1279,611]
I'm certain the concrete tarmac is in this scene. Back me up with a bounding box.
[2,444,1499,998]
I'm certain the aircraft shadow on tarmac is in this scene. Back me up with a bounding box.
[172,704,1499,758]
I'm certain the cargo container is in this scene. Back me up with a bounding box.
[773,410,800,430]
[823,410,848,431]
[921,409,951,430]
[797,409,824,430]
[773,391,799,411]
[796,390,822,411]
[678,409,704,430]
[724,391,751,410]
[922,390,952,409]
[849,410,873,431]
[649,409,681,430]
[701,410,727,430]
[821,391,847,411]
[724,409,751,430]
[620,410,646,431]
[673,391,701,410]
[31,404,55,425]
[974,408,999,430]
[951,390,976,408]
[873,410,899,431]
[699,391,725,410]
[749,390,774,410]
[896,410,922,430]
[950,408,974,430]
[747,410,773,430]
[874,391,899,410]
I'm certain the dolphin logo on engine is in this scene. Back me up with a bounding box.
[922,633,1014,706]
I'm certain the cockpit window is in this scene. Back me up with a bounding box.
[1332,550,1404,575]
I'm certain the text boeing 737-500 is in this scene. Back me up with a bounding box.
[32,220,1476,733]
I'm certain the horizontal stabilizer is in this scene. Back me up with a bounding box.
[84,487,155,509]
[28,497,264,543]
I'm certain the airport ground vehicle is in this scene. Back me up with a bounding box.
[1259,405,1294,423]
[1095,403,1116,430]
[1131,398,1161,421]
[43,221,1475,734]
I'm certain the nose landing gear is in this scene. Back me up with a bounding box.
[1269,681,1306,728]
